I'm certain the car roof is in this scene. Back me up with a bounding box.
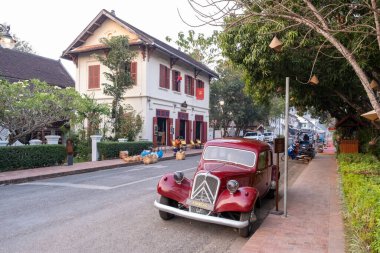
[205,138,271,153]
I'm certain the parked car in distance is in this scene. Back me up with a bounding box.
[154,138,279,237]
[263,132,274,143]
[243,131,264,141]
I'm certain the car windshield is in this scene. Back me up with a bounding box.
[203,146,256,168]
[264,133,272,136]
[245,132,257,136]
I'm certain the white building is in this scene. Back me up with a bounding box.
[62,9,218,147]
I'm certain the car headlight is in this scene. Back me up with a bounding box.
[227,180,239,194]
[173,171,184,184]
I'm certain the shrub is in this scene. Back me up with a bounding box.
[0,145,66,172]
[338,154,380,253]
[97,141,153,160]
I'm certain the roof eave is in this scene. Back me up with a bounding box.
[153,43,218,78]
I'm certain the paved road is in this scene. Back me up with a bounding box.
[0,155,308,253]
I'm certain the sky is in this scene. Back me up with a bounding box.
[1,0,218,77]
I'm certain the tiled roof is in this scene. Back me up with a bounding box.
[69,44,109,53]
[0,47,74,88]
[62,9,218,78]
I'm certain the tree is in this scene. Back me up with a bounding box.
[168,30,274,133]
[0,79,81,145]
[166,30,220,65]
[13,34,35,53]
[95,35,137,137]
[210,62,270,136]
[119,109,144,141]
[188,0,380,124]
[73,94,110,139]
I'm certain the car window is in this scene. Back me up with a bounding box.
[203,146,256,168]
[245,132,257,137]
[264,133,272,136]
[258,151,267,170]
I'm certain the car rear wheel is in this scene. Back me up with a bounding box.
[238,208,257,237]
[159,196,177,220]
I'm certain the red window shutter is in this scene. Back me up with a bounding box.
[193,121,196,140]
[186,121,191,143]
[159,65,164,88]
[175,119,180,138]
[165,67,170,89]
[88,65,100,89]
[202,121,208,143]
[131,62,137,84]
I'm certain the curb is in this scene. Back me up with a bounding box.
[0,152,202,185]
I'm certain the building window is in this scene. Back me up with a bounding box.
[159,64,170,89]
[196,79,204,100]
[125,61,137,84]
[172,70,181,92]
[185,75,194,96]
[88,65,100,89]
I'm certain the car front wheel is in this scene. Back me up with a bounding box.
[159,196,177,220]
[238,208,257,237]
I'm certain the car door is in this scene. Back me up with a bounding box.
[255,151,270,196]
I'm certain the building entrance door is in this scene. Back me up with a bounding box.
[157,118,167,146]
[179,120,186,139]
[195,121,202,140]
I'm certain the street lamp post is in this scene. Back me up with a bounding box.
[284,77,290,217]
[219,100,224,137]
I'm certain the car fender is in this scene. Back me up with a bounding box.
[214,187,259,213]
[157,173,191,204]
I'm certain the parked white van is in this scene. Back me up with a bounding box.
[243,131,264,141]
[263,132,275,143]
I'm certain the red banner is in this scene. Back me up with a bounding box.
[196,87,204,100]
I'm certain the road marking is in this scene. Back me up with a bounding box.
[128,165,168,172]
[110,167,196,189]
[20,167,197,190]
[21,182,112,190]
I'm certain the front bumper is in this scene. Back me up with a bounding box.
[154,200,249,229]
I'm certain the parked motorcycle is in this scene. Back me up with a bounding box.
[298,141,316,159]
[281,143,311,163]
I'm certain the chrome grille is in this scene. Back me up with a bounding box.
[189,173,220,215]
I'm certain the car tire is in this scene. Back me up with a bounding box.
[159,196,177,220]
[238,208,257,237]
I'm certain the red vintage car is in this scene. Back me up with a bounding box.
[154,138,279,237]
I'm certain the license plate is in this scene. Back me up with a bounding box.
[186,198,214,211]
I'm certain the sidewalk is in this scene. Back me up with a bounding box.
[0,148,203,185]
[240,142,344,253]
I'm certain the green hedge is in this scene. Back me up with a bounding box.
[0,145,66,172]
[97,141,153,160]
[338,154,380,253]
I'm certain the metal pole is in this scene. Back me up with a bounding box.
[276,152,279,211]
[284,77,289,217]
